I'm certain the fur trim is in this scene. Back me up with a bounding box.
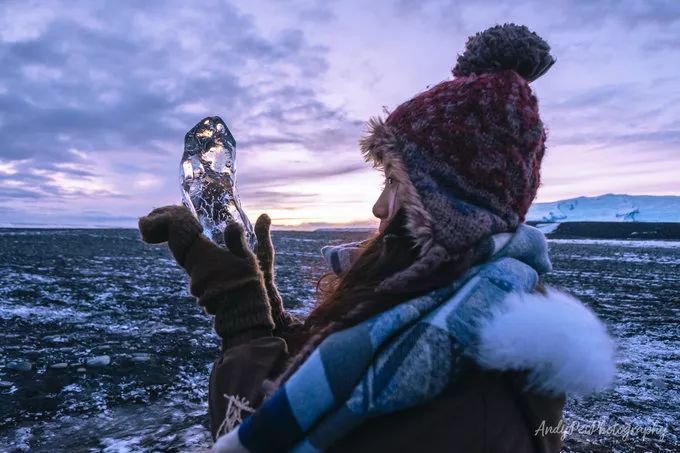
[359,117,435,256]
[359,117,396,166]
[475,288,616,396]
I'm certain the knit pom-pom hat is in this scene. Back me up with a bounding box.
[360,23,555,293]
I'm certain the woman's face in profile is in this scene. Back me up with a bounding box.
[372,165,401,233]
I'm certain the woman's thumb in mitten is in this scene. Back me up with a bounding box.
[254,213,274,271]
[224,222,250,259]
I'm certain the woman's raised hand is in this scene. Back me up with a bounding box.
[138,205,275,340]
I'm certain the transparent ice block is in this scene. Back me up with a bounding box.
[180,116,255,248]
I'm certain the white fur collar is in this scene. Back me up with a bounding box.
[475,288,616,396]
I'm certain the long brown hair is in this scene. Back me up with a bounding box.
[277,210,476,384]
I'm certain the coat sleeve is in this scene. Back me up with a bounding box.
[209,334,290,440]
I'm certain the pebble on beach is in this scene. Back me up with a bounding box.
[6,361,32,372]
[131,353,151,362]
[86,355,111,367]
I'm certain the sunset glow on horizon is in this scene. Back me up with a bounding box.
[1,1,679,228]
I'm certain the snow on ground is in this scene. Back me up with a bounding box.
[548,239,680,248]
[528,194,680,223]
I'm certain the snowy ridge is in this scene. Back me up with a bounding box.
[527,194,680,223]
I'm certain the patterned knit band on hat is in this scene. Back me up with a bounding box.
[360,23,556,293]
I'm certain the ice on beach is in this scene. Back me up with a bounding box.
[548,238,680,248]
[180,116,254,248]
[535,223,560,235]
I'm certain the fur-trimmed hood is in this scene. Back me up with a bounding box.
[359,117,437,254]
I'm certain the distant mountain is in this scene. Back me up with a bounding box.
[527,194,680,223]
[313,227,375,233]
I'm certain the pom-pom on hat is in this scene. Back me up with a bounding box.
[453,24,555,81]
[360,23,555,293]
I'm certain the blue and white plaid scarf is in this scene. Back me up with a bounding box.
[215,225,558,452]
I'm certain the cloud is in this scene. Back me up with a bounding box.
[0,0,364,221]
[0,0,678,226]
[0,186,43,200]
[241,162,367,188]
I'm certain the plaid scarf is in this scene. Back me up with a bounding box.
[216,225,553,452]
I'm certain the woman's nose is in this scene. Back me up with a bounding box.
[372,188,390,219]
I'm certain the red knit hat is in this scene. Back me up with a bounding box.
[360,24,555,292]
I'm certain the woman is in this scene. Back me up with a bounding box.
[139,24,615,453]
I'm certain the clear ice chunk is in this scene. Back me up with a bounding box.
[180,116,255,248]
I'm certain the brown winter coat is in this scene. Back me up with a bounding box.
[208,333,565,453]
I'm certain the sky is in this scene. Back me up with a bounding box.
[0,0,679,228]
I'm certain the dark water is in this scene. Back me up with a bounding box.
[0,230,677,452]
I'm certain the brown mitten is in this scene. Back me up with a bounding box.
[138,205,203,266]
[254,214,301,333]
[139,205,274,342]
